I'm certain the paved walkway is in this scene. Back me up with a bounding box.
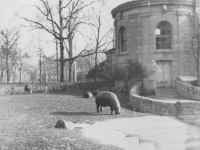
[82,116,200,150]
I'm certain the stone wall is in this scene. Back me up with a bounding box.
[129,83,178,116]
[0,84,49,96]
[175,81,200,100]
[48,81,110,93]
[0,81,110,96]
[129,82,200,116]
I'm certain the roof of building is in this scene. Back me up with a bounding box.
[111,0,196,18]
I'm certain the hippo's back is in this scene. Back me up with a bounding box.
[96,91,118,106]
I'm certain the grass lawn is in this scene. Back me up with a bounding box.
[0,92,145,150]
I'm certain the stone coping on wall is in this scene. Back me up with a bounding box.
[176,81,200,101]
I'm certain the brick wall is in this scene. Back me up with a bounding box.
[176,81,200,100]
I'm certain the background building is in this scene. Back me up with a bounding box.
[110,0,199,90]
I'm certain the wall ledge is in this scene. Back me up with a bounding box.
[175,81,200,100]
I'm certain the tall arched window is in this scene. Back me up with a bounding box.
[156,22,172,49]
[119,27,127,53]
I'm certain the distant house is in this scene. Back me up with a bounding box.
[108,0,198,90]
[40,50,107,82]
[39,54,70,82]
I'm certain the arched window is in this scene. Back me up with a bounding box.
[156,22,172,49]
[119,27,127,53]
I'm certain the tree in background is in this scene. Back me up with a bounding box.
[25,65,37,83]
[86,60,118,87]
[13,50,30,83]
[184,8,200,86]
[86,59,148,97]
[88,6,113,81]
[41,55,61,82]
[117,59,148,95]
[76,51,106,81]
[19,0,103,82]
[0,28,20,83]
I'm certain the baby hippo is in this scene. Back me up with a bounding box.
[24,84,32,94]
[95,91,121,115]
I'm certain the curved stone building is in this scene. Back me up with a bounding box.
[111,0,199,89]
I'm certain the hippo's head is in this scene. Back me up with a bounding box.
[114,107,121,114]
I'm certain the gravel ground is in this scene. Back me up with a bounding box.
[0,92,146,150]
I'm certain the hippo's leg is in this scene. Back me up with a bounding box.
[100,105,103,112]
[96,104,100,113]
[110,107,114,114]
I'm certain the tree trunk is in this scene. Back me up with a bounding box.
[60,40,65,82]
[73,61,77,82]
[6,53,9,83]
[56,40,59,82]
[197,7,200,86]
[7,71,10,83]
[197,56,200,86]
[197,34,200,86]
[95,50,98,81]
[69,60,73,82]
[19,68,22,84]
[1,69,4,83]
[68,36,73,82]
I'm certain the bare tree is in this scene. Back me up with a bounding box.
[88,7,113,81]
[19,0,98,82]
[16,51,30,83]
[0,28,20,83]
[77,51,106,71]
[183,6,200,86]
[28,66,38,82]
[62,0,93,82]
[42,55,59,82]
[31,33,45,83]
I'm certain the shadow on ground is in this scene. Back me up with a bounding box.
[50,111,104,116]
[49,92,83,96]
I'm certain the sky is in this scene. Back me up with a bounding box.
[0,0,128,65]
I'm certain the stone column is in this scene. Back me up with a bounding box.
[142,15,152,90]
